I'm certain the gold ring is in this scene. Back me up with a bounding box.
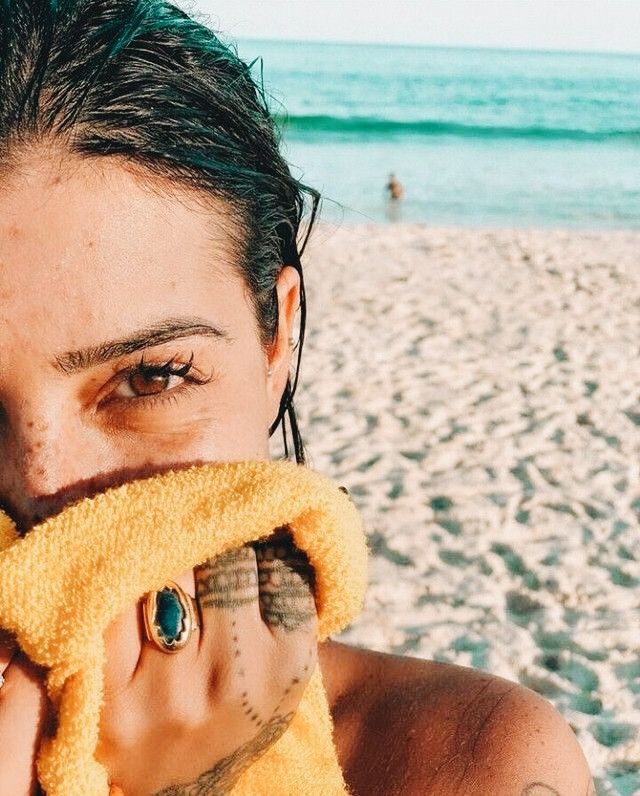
[143,581,199,654]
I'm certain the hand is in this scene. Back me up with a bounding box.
[97,530,318,796]
[0,631,52,796]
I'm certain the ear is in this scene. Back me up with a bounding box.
[266,265,300,425]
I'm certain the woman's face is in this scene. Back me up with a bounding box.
[0,153,300,535]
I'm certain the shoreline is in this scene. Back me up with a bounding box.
[312,219,640,236]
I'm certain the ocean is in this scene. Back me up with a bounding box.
[233,39,640,228]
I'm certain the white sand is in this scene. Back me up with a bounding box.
[270,223,640,791]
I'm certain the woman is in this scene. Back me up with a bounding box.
[0,1,594,793]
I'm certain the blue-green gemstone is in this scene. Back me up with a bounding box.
[156,588,184,643]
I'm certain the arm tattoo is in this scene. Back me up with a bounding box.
[521,780,596,795]
[153,711,295,796]
[253,531,316,632]
[521,785,561,795]
[195,546,258,610]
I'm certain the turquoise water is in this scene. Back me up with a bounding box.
[234,39,640,227]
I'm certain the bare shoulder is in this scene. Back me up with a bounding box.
[319,640,594,796]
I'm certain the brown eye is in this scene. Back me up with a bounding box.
[113,365,186,401]
[106,353,214,409]
[128,370,172,396]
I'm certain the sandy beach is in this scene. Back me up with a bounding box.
[270,223,640,792]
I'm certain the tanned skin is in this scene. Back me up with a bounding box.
[153,538,316,796]
[0,150,594,795]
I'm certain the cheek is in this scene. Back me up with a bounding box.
[111,394,270,466]
[206,365,271,459]
[139,354,270,463]
[108,399,269,469]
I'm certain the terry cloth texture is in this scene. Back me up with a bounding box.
[0,459,368,796]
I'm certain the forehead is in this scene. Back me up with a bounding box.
[0,153,247,351]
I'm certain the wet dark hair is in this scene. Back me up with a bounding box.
[0,0,319,465]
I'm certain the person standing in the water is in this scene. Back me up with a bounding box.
[386,172,404,200]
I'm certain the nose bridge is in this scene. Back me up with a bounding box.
[5,392,93,502]
[10,400,72,496]
[0,393,108,532]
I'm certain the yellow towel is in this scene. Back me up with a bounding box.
[0,459,368,796]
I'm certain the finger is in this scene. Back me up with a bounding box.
[100,568,201,751]
[253,531,318,716]
[194,544,263,661]
[102,603,142,701]
[194,546,271,733]
[0,629,18,671]
[102,569,197,698]
[0,651,50,736]
[194,544,265,652]
[133,566,199,668]
[103,574,191,701]
[253,529,317,636]
[195,545,259,617]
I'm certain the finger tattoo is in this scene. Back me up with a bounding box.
[271,644,316,717]
[253,531,316,632]
[195,547,258,610]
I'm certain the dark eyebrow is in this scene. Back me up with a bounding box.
[52,316,233,374]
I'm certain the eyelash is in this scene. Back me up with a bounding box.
[109,352,214,410]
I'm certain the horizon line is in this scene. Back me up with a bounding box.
[233,35,640,59]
